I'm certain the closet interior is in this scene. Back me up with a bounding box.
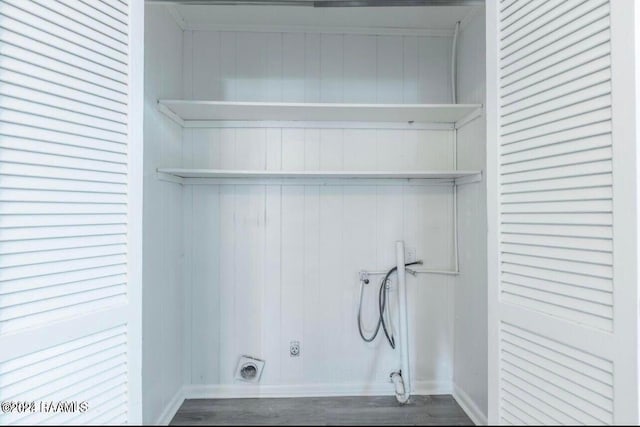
[143,1,487,424]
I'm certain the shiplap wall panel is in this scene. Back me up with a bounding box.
[187,182,456,387]
[0,0,133,424]
[453,10,488,421]
[183,29,456,389]
[143,5,185,423]
[189,30,452,104]
[498,0,614,332]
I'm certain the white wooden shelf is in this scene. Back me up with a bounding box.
[157,168,482,185]
[157,100,482,126]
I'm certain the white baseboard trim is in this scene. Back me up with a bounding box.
[414,380,453,395]
[452,383,487,426]
[155,387,186,426]
[183,380,452,400]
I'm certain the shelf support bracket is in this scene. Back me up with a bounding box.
[157,101,185,127]
[156,170,184,185]
[454,171,482,186]
[455,106,484,129]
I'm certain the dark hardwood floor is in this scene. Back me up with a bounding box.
[170,395,474,425]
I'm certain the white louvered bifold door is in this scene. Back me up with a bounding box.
[487,0,640,424]
[0,0,143,424]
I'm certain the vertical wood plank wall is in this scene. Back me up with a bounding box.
[181,30,459,391]
[144,6,185,423]
[453,9,488,423]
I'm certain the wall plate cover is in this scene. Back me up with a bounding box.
[290,341,300,357]
[234,355,265,383]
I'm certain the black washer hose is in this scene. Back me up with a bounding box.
[358,261,423,349]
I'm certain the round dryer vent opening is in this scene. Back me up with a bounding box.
[240,363,258,380]
[234,355,265,383]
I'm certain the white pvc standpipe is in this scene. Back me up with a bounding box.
[395,240,411,403]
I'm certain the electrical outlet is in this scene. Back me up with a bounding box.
[406,247,417,263]
[290,341,300,357]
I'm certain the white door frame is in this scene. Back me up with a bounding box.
[127,0,145,423]
[608,0,640,421]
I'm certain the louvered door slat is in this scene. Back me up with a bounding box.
[105,0,129,16]
[0,98,128,139]
[500,0,520,13]
[499,0,614,328]
[502,121,611,153]
[501,233,612,252]
[500,0,556,37]
[0,203,126,217]
[501,78,611,122]
[501,29,610,87]
[0,24,127,86]
[83,0,128,26]
[501,399,542,425]
[0,148,127,175]
[30,0,128,47]
[47,381,127,425]
[501,262,612,292]
[501,146,612,175]
[53,0,128,42]
[0,42,127,96]
[0,161,127,184]
[502,361,611,423]
[0,243,127,268]
[0,265,128,295]
[501,54,611,107]
[0,66,127,115]
[501,0,608,65]
[500,160,612,185]
[0,122,127,155]
[503,93,611,133]
[0,2,127,69]
[491,0,640,423]
[501,387,562,424]
[0,56,128,106]
[502,174,612,196]
[0,136,127,165]
[501,272,612,305]
[2,0,127,64]
[0,274,127,308]
[0,110,127,147]
[1,81,127,125]
[0,0,137,423]
[501,134,612,165]
[501,16,610,77]
[0,213,127,228]
[502,113,611,149]
[0,327,128,425]
[0,237,127,260]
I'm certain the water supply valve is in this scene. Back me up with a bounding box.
[359,271,370,284]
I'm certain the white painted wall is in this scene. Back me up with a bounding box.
[181,29,460,394]
[182,31,453,103]
[453,9,488,424]
[143,5,185,424]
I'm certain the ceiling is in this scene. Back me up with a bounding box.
[169,4,481,34]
